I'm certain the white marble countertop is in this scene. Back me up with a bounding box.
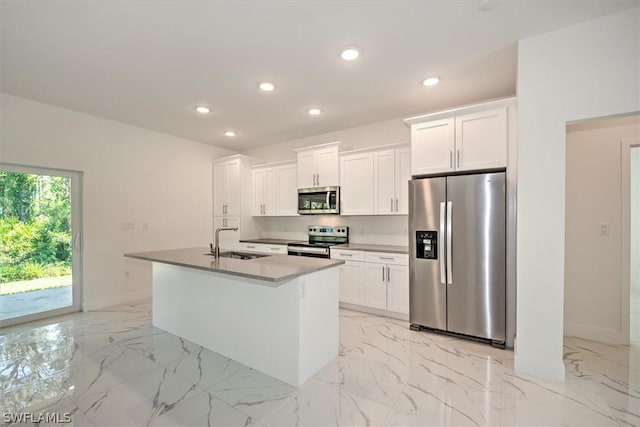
[125,247,344,283]
[332,243,409,254]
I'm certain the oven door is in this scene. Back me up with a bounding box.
[297,186,340,215]
[287,245,330,258]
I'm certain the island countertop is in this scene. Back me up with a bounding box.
[125,247,344,283]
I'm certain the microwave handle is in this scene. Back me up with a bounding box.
[326,190,330,208]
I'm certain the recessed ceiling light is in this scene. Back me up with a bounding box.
[422,77,440,86]
[308,108,322,116]
[259,82,275,92]
[224,131,236,137]
[340,48,360,61]
[195,106,210,114]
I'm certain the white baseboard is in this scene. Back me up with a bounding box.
[564,321,627,345]
[83,288,152,311]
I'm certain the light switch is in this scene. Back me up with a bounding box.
[599,223,609,236]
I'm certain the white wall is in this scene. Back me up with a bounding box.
[565,115,640,344]
[258,215,409,246]
[516,7,640,381]
[632,147,640,300]
[0,94,234,310]
[241,117,409,163]
[241,117,411,245]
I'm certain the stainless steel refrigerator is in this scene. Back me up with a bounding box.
[409,172,506,346]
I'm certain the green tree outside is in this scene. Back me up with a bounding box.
[0,171,72,284]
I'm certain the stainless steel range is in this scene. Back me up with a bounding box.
[287,226,348,258]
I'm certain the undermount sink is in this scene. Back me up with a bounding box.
[205,251,270,260]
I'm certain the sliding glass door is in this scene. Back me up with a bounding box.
[0,164,82,327]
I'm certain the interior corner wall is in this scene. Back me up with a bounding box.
[565,116,640,345]
[516,7,640,382]
[0,94,235,310]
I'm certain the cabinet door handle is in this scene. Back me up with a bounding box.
[457,150,460,168]
[450,151,453,168]
[382,266,385,282]
[246,245,255,248]
[391,198,394,212]
[379,256,394,260]
[270,247,279,251]
[317,173,320,185]
[395,198,399,212]
[387,266,390,282]
[341,253,353,257]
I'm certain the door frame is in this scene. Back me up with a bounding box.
[621,139,640,345]
[0,163,83,327]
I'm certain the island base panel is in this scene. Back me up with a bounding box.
[151,262,338,387]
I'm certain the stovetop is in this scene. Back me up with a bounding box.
[287,241,337,248]
[286,225,349,248]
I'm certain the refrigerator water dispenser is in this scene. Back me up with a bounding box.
[416,231,437,259]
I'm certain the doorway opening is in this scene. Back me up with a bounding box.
[564,114,639,346]
[0,164,83,327]
[626,143,640,346]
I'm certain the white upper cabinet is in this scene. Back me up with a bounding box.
[340,151,374,215]
[395,148,411,215]
[252,167,277,216]
[295,142,340,188]
[276,163,298,216]
[406,98,514,176]
[373,150,395,214]
[411,118,455,176]
[213,157,241,216]
[340,145,409,216]
[455,108,507,171]
[252,161,298,217]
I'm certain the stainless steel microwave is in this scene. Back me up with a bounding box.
[297,186,340,215]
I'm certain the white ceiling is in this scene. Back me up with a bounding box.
[1,1,638,150]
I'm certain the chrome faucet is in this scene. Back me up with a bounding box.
[212,227,238,258]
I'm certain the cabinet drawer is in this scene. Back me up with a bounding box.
[365,252,408,265]
[331,249,365,261]
[238,243,287,254]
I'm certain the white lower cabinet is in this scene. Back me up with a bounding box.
[386,264,410,314]
[331,249,409,318]
[364,263,388,310]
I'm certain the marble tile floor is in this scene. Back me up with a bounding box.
[1,298,639,426]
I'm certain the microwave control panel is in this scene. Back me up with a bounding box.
[416,231,437,260]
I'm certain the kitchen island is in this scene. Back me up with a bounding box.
[125,247,344,386]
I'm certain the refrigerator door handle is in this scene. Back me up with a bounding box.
[439,202,446,285]
[446,200,453,285]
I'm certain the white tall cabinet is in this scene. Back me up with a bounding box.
[295,142,340,188]
[213,155,259,250]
